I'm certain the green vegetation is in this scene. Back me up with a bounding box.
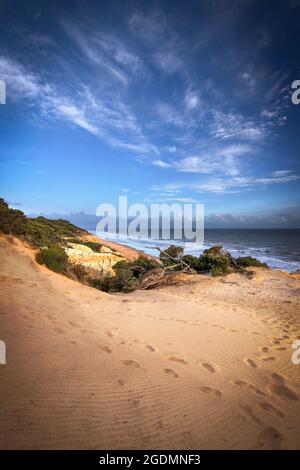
[36,246,68,273]
[0,198,86,248]
[0,199,269,291]
[91,256,161,292]
[0,198,27,237]
[67,263,89,282]
[159,244,267,276]
[65,238,103,252]
[159,245,184,269]
[236,256,268,268]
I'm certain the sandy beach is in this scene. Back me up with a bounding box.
[0,234,299,450]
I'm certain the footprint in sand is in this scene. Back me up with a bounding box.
[274,346,287,351]
[260,356,276,362]
[260,346,269,353]
[165,355,187,365]
[199,385,222,397]
[258,402,285,419]
[53,327,64,334]
[145,344,156,352]
[266,373,298,401]
[164,368,178,378]
[199,362,215,373]
[240,404,261,424]
[232,380,267,397]
[118,379,125,386]
[211,324,225,330]
[98,345,112,354]
[255,427,282,450]
[123,360,140,368]
[244,358,257,369]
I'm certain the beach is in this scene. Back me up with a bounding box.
[0,234,300,449]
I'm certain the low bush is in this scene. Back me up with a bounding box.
[197,254,233,275]
[159,245,184,269]
[66,238,103,252]
[236,256,268,268]
[36,246,68,273]
[91,256,161,293]
[67,263,88,282]
[0,198,87,248]
[182,254,200,271]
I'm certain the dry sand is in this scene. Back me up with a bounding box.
[0,235,299,449]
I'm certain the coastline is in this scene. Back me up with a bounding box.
[0,234,299,449]
[92,229,300,273]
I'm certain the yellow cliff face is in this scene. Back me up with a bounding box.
[65,242,125,277]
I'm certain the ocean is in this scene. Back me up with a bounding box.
[92,229,300,273]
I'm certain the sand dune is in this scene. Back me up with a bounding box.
[0,235,299,449]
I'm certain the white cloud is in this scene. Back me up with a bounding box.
[1,55,158,157]
[153,51,183,74]
[272,170,291,177]
[184,90,200,110]
[152,159,171,168]
[164,145,177,153]
[240,72,257,93]
[260,109,278,119]
[61,22,146,86]
[150,171,299,195]
[0,56,41,98]
[53,102,98,135]
[152,144,251,176]
[156,102,185,127]
[210,110,266,141]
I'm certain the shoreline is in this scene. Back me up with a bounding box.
[91,230,300,274]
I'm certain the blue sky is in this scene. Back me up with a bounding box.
[0,0,300,227]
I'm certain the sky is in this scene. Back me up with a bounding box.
[0,0,300,228]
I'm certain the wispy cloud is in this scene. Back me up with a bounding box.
[61,21,145,86]
[153,50,183,74]
[184,89,201,110]
[0,56,41,98]
[151,171,299,194]
[210,109,266,141]
[1,55,157,156]
[152,143,252,176]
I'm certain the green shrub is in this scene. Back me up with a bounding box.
[159,245,184,269]
[236,256,268,268]
[182,254,200,271]
[203,245,224,256]
[197,253,233,275]
[0,198,88,248]
[66,238,103,252]
[90,256,161,293]
[110,256,160,292]
[0,198,27,236]
[36,246,68,273]
[32,217,84,238]
[67,263,88,281]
